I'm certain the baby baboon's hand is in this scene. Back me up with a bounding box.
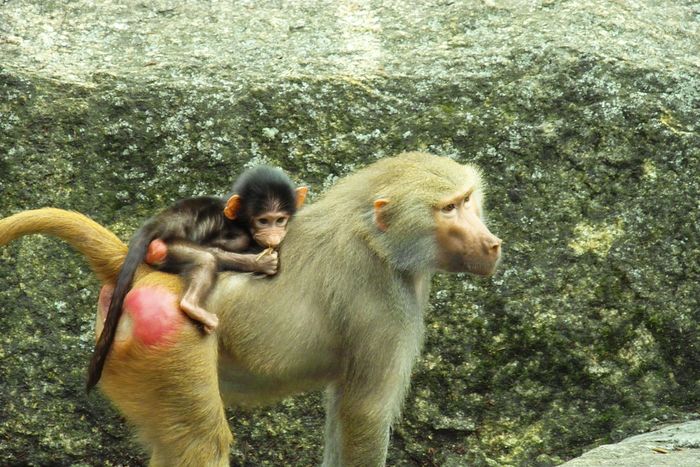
[254,250,279,275]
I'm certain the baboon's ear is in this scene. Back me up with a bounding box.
[295,187,309,209]
[373,199,390,231]
[224,194,242,220]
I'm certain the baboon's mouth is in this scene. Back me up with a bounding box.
[464,258,500,276]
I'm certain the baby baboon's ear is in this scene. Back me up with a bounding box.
[224,194,242,220]
[295,187,309,209]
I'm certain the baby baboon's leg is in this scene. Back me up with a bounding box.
[165,241,220,332]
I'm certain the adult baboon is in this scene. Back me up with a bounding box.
[0,152,501,466]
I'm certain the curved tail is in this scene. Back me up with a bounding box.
[0,208,127,283]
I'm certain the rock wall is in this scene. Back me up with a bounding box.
[1,1,698,465]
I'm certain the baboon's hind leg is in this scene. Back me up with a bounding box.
[97,278,232,466]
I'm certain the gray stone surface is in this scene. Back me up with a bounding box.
[1,0,699,465]
[562,421,700,466]
[2,1,698,83]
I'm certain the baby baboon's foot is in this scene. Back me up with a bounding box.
[180,299,219,333]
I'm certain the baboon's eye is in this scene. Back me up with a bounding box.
[441,204,457,213]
